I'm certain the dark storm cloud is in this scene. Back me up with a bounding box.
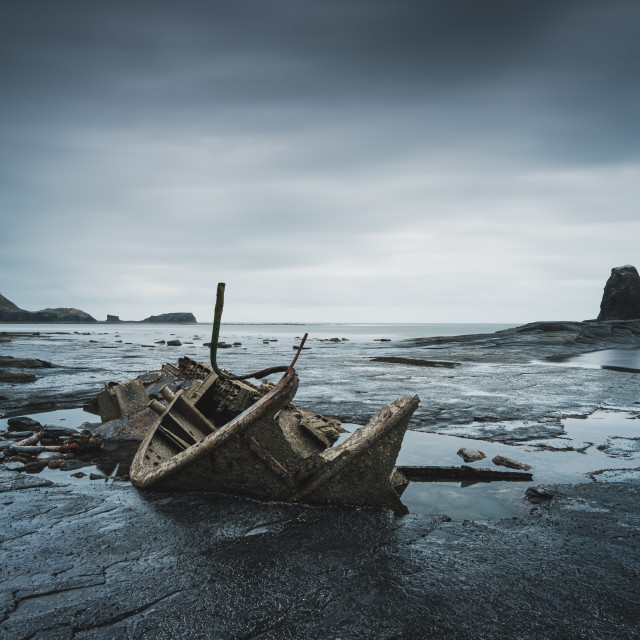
[3,1,638,148]
[1,1,639,321]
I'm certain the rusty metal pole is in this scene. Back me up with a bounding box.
[209,283,308,381]
[209,282,226,373]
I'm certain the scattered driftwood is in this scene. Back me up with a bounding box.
[7,432,104,455]
[397,465,533,482]
[13,427,42,447]
[8,444,78,455]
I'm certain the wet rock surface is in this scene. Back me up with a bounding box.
[457,447,485,462]
[2,321,640,445]
[492,455,532,471]
[7,416,41,430]
[0,370,37,383]
[1,479,638,639]
[1,318,639,636]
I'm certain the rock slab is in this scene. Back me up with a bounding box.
[1,482,639,639]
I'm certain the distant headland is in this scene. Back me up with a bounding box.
[0,293,97,323]
[107,312,197,324]
[0,294,197,324]
[2,265,638,325]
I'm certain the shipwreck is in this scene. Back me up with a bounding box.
[128,283,420,515]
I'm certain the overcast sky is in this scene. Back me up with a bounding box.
[1,1,639,323]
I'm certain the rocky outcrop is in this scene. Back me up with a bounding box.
[0,294,96,323]
[142,312,197,323]
[106,314,121,322]
[0,294,19,310]
[597,265,640,321]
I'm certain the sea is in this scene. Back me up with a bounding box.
[2,321,640,520]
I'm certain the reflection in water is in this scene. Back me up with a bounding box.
[77,442,139,478]
[5,404,640,521]
[562,348,640,371]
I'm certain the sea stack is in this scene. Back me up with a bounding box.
[597,265,640,321]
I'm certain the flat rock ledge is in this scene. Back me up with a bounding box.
[0,480,638,639]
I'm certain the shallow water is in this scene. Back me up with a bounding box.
[348,408,640,519]
[4,403,639,520]
[565,347,640,370]
[3,322,639,520]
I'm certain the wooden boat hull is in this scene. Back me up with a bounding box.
[130,368,300,497]
[131,367,420,515]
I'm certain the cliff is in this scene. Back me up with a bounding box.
[0,294,97,323]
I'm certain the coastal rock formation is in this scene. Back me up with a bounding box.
[0,294,19,311]
[142,312,197,323]
[0,293,96,323]
[106,314,121,322]
[597,265,640,321]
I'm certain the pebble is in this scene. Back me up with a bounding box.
[457,448,486,463]
[7,416,42,431]
[25,461,47,473]
[3,461,25,471]
[492,455,532,471]
[37,451,66,462]
[524,487,554,503]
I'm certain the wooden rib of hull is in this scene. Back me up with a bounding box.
[130,368,299,495]
[130,368,420,515]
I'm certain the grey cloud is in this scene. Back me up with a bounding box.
[1,1,639,322]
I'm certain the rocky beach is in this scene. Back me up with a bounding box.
[1,321,639,636]
[3,0,640,634]
[1,268,640,638]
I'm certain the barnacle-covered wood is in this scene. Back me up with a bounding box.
[130,358,420,515]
